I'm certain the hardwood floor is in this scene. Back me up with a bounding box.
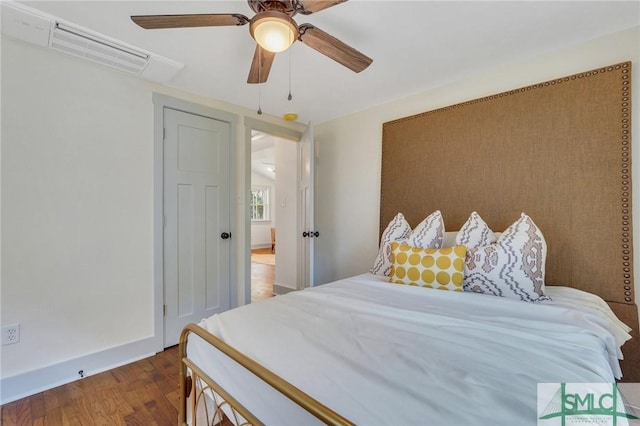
[251,248,275,303]
[1,346,181,425]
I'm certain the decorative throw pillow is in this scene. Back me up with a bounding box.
[463,213,550,302]
[371,213,411,276]
[404,210,445,249]
[456,211,497,249]
[389,242,466,292]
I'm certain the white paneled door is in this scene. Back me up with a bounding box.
[299,123,314,288]
[163,108,231,347]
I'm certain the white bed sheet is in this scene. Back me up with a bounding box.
[188,273,631,426]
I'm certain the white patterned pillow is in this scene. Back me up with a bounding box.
[464,213,550,302]
[456,211,496,249]
[371,213,412,276]
[404,210,445,249]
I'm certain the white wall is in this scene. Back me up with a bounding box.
[250,172,276,248]
[0,35,303,402]
[274,138,299,292]
[2,36,154,378]
[314,27,640,311]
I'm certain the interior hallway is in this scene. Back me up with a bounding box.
[251,248,274,302]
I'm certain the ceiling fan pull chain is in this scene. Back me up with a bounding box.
[257,49,263,115]
[288,30,293,101]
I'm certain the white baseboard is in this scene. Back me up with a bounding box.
[273,284,296,295]
[251,243,272,249]
[0,336,157,405]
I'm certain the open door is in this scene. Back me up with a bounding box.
[299,123,315,288]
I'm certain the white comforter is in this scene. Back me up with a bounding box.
[190,273,631,426]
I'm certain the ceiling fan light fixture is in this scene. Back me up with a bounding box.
[250,11,297,53]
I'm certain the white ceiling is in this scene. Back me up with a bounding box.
[251,131,277,180]
[17,1,640,124]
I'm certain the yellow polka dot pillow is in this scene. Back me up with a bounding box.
[389,242,467,292]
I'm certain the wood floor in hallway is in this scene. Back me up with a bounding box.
[251,247,275,303]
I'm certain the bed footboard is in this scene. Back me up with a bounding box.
[178,323,354,426]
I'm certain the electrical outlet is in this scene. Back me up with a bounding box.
[2,324,20,345]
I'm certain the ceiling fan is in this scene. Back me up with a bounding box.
[131,0,373,84]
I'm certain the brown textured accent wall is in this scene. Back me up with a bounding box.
[381,62,637,380]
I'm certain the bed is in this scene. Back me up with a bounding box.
[181,272,631,425]
[178,61,638,425]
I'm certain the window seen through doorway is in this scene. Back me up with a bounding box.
[250,187,270,221]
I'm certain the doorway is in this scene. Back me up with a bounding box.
[250,130,276,302]
[248,126,303,301]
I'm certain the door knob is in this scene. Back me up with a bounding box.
[220,232,231,240]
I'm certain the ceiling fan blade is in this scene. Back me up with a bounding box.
[295,0,348,15]
[247,45,276,84]
[298,24,372,73]
[131,14,250,29]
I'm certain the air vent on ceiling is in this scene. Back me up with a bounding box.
[50,22,149,75]
[1,1,184,83]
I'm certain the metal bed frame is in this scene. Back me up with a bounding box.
[178,323,354,426]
